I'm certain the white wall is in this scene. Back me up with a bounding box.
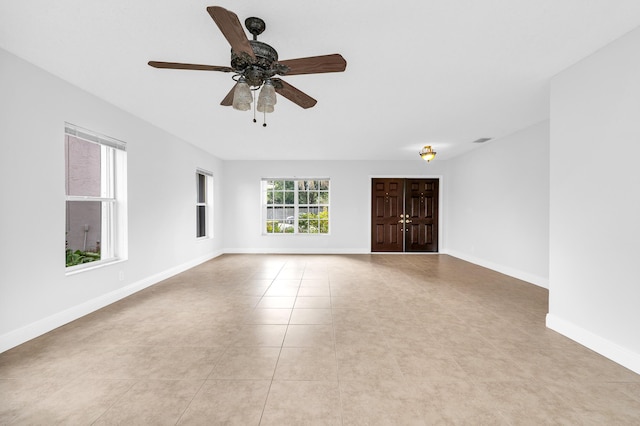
[446,122,550,287]
[547,27,640,373]
[0,49,224,351]
[222,160,448,253]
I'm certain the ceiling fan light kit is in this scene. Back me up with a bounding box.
[148,6,347,127]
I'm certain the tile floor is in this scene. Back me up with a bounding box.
[1,254,639,425]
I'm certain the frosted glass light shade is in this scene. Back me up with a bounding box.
[257,80,276,113]
[257,104,274,113]
[234,102,251,111]
[232,79,252,111]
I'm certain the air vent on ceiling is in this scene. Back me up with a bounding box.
[472,138,492,144]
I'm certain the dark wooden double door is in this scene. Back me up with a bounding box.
[371,178,439,252]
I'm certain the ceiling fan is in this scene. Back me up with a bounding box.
[148,6,347,122]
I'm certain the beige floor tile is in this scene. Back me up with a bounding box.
[331,308,379,326]
[450,346,534,382]
[334,324,385,348]
[283,324,335,348]
[481,381,586,424]
[256,296,296,309]
[330,295,368,308]
[412,380,509,425]
[230,324,287,347]
[11,378,134,425]
[295,296,332,309]
[234,280,271,296]
[244,308,292,324]
[276,269,305,280]
[251,270,282,280]
[340,380,426,425]
[143,322,242,347]
[0,378,69,424]
[336,345,404,381]
[274,347,338,381]
[0,343,85,379]
[263,286,299,297]
[94,379,203,425]
[620,382,640,402]
[83,346,224,380]
[382,325,442,351]
[210,347,280,379]
[297,286,331,296]
[261,380,341,425]
[290,308,333,324]
[300,278,330,286]
[390,346,469,382]
[270,278,302,287]
[545,381,640,424]
[178,379,271,425]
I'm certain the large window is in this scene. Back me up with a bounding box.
[196,170,213,238]
[65,124,127,270]
[262,179,329,234]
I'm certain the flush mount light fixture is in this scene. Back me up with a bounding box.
[419,146,437,162]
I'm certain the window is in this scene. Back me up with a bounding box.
[196,170,213,238]
[65,124,127,270]
[262,179,329,234]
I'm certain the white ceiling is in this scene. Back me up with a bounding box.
[2,1,640,161]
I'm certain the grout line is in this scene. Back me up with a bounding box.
[257,259,302,425]
[89,379,138,425]
[329,273,345,426]
[173,378,208,425]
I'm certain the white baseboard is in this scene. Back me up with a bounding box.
[0,251,222,353]
[444,249,549,288]
[223,247,369,254]
[546,313,640,375]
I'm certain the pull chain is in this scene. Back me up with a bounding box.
[252,90,257,123]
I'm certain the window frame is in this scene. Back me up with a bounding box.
[65,123,127,273]
[261,178,330,235]
[196,169,214,239]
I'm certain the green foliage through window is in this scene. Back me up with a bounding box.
[65,248,100,267]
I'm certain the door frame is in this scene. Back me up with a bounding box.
[369,175,444,253]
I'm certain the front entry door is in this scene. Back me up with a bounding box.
[404,179,439,252]
[371,178,439,252]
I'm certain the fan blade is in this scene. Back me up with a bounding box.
[148,61,233,72]
[272,79,317,109]
[207,6,256,60]
[221,84,236,106]
[277,54,346,76]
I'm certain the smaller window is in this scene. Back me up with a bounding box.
[196,170,213,238]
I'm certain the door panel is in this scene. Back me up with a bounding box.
[371,178,404,252]
[371,178,439,252]
[405,179,438,252]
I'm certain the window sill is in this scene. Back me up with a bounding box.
[65,258,127,276]
[262,233,331,236]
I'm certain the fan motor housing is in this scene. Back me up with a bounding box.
[231,40,278,81]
